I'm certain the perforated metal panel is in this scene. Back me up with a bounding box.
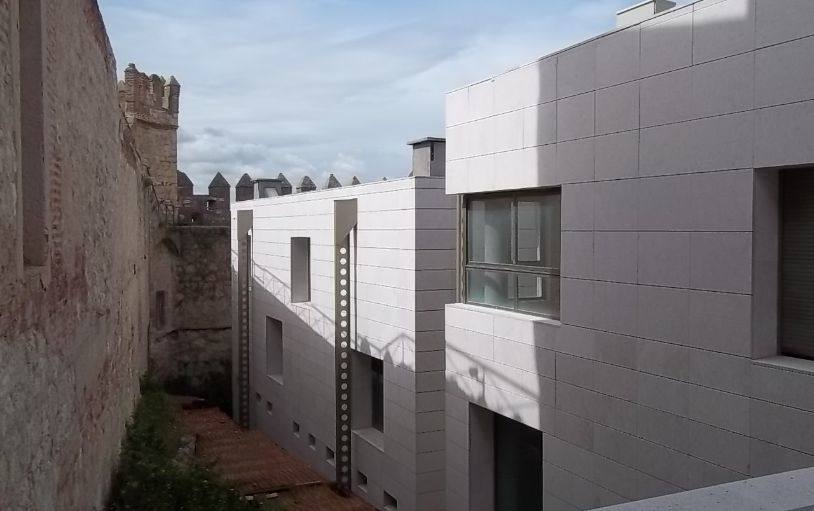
[237,232,252,428]
[333,199,357,495]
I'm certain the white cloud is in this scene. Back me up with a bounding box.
[100,0,634,192]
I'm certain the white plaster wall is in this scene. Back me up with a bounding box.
[444,0,814,509]
[232,176,455,511]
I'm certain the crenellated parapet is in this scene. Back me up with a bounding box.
[119,63,181,205]
[176,171,231,226]
[119,63,180,127]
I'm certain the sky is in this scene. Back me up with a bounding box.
[98,0,637,192]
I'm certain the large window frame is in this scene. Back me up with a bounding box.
[462,188,561,319]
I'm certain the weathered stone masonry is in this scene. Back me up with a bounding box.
[0,1,153,509]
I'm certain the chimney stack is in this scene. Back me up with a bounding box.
[407,137,445,177]
[616,0,676,28]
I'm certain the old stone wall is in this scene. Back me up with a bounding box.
[0,1,152,510]
[150,226,232,411]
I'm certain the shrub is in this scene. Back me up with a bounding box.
[107,376,261,511]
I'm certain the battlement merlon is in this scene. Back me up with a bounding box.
[119,63,180,127]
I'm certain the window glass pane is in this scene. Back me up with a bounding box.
[516,194,561,268]
[517,274,560,317]
[466,269,516,309]
[468,197,512,264]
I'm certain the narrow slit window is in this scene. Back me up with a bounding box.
[155,291,166,328]
[291,237,311,302]
[265,316,283,381]
[19,0,47,266]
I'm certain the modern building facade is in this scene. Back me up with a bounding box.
[231,139,453,511]
[443,0,814,509]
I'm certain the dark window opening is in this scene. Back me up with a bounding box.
[781,170,814,359]
[371,357,384,432]
[265,316,283,380]
[155,290,166,328]
[384,491,398,510]
[465,189,561,318]
[291,237,311,302]
[19,0,46,266]
[494,413,542,511]
[352,351,384,434]
[205,199,216,211]
[357,471,368,492]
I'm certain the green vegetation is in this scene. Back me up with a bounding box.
[107,376,260,511]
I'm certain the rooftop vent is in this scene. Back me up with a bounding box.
[616,0,676,28]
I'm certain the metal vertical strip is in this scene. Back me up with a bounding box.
[334,235,353,494]
[237,232,252,428]
[333,199,357,495]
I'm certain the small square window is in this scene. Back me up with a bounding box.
[308,433,316,449]
[326,447,335,465]
[291,237,311,302]
[255,392,261,403]
[384,491,398,510]
[357,471,368,492]
[265,401,273,415]
[292,421,300,436]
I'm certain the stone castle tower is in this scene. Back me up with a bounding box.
[119,63,180,205]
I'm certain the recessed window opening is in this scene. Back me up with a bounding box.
[357,471,368,492]
[265,316,283,381]
[308,433,316,449]
[19,0,47,266]
[292,421,300,436]
[351,352,385,434]
[494,413,542,511]
[384,491,398,510]
[155,290,166,328]
[291,237,311,302]
[465,189,561,318]
[265,401,273,415]
[326,447,335,465]
[780,170,814,359]
[371,357,383,432]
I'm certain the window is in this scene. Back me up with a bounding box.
[155,291,166,328]
[370,357,384,431]
[465,190,561,318]
[351,351,384,433]
[357,471,368,492]
[383,491,398,510]
[265,401,273,415]
[308,433,317,449]
[205,199,216,211]
[780,170,814,359]
[19,0,46,266]
[291,237,311,302]
[326,446,335,465]
[292,421,300,436]
[494,413,542,510]
[265,316,283,382]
